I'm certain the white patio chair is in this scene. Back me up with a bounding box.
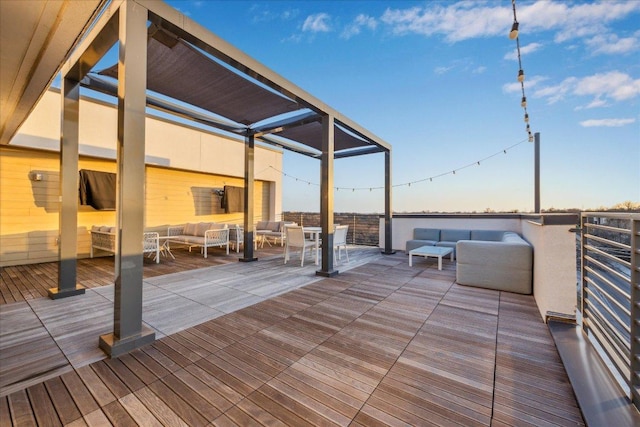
[143,232,160,263]
[333,225,349,264]
[284,225,316,266]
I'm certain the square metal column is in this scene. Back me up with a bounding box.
[382,150,395,255]
[49,77,86,299]
[241,133,257,262]
[99,1,155,357]
[317,115,337,277]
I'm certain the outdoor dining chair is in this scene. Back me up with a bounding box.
[284,225,316,266]
[333,224,349,263]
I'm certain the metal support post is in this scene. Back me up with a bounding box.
[49,76,85,299]
[630,217,639,409]
[382,150,395,254]
[535,132,540,214]
[317,114,337,277]
[241,133,257,262]
[99,1,155,357]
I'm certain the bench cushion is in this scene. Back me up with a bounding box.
[413,228,440,241]
[440,229,470,242]
[471,230,505,241]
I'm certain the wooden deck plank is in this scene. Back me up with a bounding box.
[59,370,100,417]
[103,357,146,393]
[134,386,189,427]
[118,393,163,427]
[89,361,131,399]
[147,379,209,427]
[27,382,62,427]
[7,389,37,426]
[116,352,160,385]
[160,373,223,421]
[211,409,258,427]
[80,408,112,427]
[101,399,137,427]
[173,368,235,413]
[44,376,83,425]
[245,386,316,427]
[74,365,116,407]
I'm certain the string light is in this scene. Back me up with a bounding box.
[261,138,528,192]
[510,0,534,141]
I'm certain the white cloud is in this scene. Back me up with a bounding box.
[503,75,547,93]
[434,66,453,75]
[379,1,640,44]
[381,3,509,42]
[341,14,377,39]
[574,71,640,101]
[580,118,636,127]
[504,42,543,61]
[575,98,609,110]
[302,13,332,33]
[473,66,487,74]
[585,33,640,55]
[532,71,640,106]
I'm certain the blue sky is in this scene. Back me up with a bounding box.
[166,0,639,213]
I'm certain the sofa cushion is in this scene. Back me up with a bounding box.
[413,228,440,241]
[256,221,269,230]
[196,222,214,236]
[440,229,470,242]
[99,226,112,232]
[184,222,197,236]
[471,230,505,241]
[267,221,281,232]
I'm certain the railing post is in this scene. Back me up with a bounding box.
[580,213,587,330]
[631,216,639,409]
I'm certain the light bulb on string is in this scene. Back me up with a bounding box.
[517,69,524,82]
[521,96,527,107]
[509,22,519,40]
[524,113,529,123]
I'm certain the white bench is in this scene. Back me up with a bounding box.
[166,222,229,258]
[90,226,160,263]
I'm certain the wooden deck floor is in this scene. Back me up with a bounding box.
[0,250,584,426]
[0,244,286,305]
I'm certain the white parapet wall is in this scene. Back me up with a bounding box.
[382,213,579,321]
[522,217,579,320]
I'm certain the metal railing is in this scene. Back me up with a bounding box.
[581,212,639,409]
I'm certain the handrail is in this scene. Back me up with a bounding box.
[581,212,640,411]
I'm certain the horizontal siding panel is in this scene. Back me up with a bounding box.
[1,147,276,266]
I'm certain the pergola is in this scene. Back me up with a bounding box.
[53,0,393,357]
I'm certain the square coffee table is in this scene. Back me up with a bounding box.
[408,245,454,270]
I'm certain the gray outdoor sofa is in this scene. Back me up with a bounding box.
[406,228,533,294]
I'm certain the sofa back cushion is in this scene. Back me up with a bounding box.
[196,222,217,236]
[413,228,440,241]
[256,221,269,230]
[440,229,471,242]
[471,230,505,241]
[267,221,281,232]
[501,232,527,244]
[184,222,197,236]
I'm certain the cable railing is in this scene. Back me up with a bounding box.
[580,212,639,409]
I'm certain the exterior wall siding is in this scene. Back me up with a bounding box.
[0,147,272,266]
